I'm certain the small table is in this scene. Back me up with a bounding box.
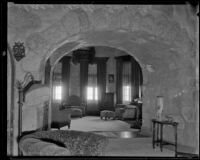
[152,119,178,157]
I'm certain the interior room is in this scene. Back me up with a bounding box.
[7,3,199,157]
[50,46,143,131]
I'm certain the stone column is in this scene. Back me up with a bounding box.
[72,47,95,115]
[73,49,93,103]
[96,57,109,111]
[115,57,123,104]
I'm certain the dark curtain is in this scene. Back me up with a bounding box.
[97,58,108,109]
[80,60,89,103]
[61,56,71,102]
[131,57,143,99]
[116,58,123,104]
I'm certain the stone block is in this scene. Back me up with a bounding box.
[140,14,155,34]
[106,11,121,30]
[181,106,196,123]
[73,9,90,32]
[165,22,180,42]
[168,88,181,99]
[42,22,68,45]
[92,8,109,30]
[120,10,131,30]
[21,52,41,72]
[130,12,141,32]
[154,15,171,38]
[60,11,80,36]
[26,32,49,57]
[8,6,41,33]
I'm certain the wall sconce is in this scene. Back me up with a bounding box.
[12,41,25,61]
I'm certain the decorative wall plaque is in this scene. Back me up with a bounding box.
[13,42,25,61]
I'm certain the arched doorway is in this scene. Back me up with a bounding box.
[45,45,143,130]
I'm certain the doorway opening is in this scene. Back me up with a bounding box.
[45,45,143,131]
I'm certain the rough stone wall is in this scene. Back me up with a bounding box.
[7,4,198,154]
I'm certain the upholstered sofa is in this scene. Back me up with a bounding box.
[19,130,109,156]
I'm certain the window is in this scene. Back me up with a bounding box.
[54,85,62,100]
[87,64,98,101]
[123,85,131,102]
[87,86,98,100]
[53,63,62,101]
[122,61,131,103]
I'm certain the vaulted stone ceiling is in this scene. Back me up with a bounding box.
[8,4,196,42]
[7,3,197,99]
[8,4,197,63]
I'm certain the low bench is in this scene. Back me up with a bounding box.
[100,110,115,120]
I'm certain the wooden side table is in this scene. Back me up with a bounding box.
[152,119,179,157]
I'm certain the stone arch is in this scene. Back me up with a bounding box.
[41,31,151,85]
[45,42,147,130]
[30,6,195,81]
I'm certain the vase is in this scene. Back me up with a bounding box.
[156,96,164,121]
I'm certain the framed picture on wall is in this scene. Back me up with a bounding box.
[108,74,114,83]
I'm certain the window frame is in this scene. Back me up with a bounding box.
[87,86,98,101]
[53,85,62,101]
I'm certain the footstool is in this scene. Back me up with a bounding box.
[100,110,115,120]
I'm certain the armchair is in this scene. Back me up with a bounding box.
[51,102,71,129]
[65,95,86,117]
